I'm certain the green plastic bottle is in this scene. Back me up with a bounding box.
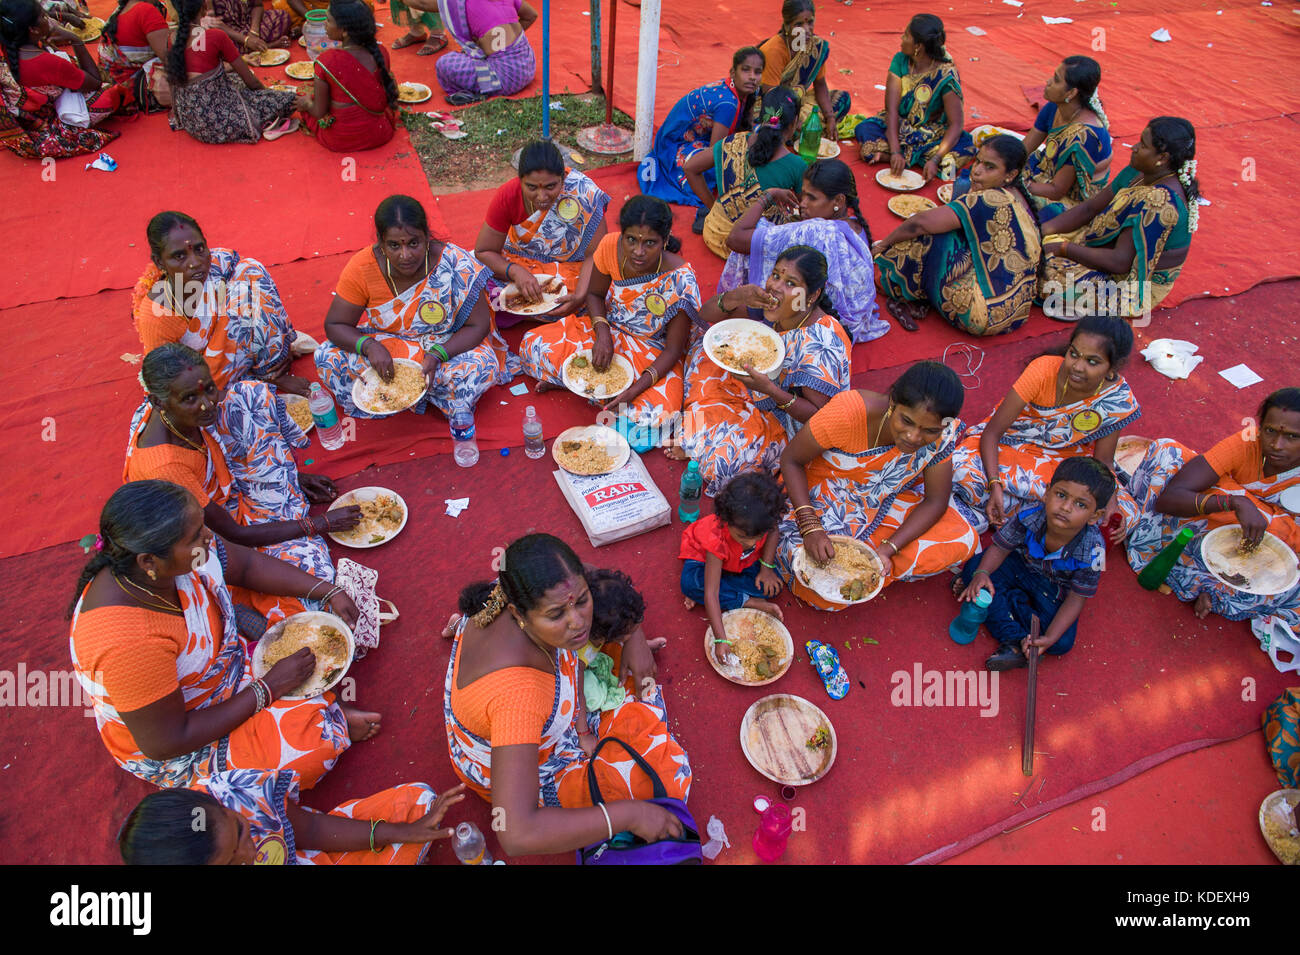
[798,107,823,163]
[1137,526,1195,590]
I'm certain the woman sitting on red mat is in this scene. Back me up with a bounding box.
[0,0,125,158]
[299,0,397,152]
[98,0,170,113]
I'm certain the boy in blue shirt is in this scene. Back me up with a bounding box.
[955,456,1115,670]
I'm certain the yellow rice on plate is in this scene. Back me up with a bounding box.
[567,354,630,397]
[332,494,405,545]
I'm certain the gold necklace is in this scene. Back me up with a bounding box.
[113,573,182,612]
[382,247,431,298]
[618,251,664,278]
[158,409,204,451]
[1058,368,1109,405]
[162,274,187,317]
[874,402,893,447]
[779,307,814,333]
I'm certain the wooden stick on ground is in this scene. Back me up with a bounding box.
[1022,614,1041,777]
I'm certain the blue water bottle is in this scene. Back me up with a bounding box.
[678,461,703,523]
[949,588,993,645]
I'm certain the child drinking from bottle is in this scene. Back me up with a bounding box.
[955,456,1114,670]
[678,472,786,661]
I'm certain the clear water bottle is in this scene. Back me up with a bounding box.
[450,407,479,468]
[308,383,344,450]
[522,405,545,459]
[678,460,702,523]
[452,821,494,865]
[949,587,993,645]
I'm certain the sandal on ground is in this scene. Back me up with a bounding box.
[392,31,427,50]
[289,331,319,358]
[262,117,299,141]
[447,89,485,106]
[692,206,707,234]
[805,640,850,700]
[885,297,923,332]
[417,33,448,55]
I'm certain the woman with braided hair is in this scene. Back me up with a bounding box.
[165,0,301,144]
[874,135,1042,336]
[300,0,397,152]
[1022,55,1112,219]
[1039,116,1198,320]
[97,0,170,112]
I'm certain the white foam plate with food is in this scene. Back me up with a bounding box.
[817,138,841,160]
[282,394,314,434]
[704,608,793,687]
[285,60,315,80]
[327,486,408,548]
[560,351,636,401]
[245,48,290,66]
[1113,435,1152,476]
[351,357,426,415]
[1201,525,1299,596]
[792,534,886,605]
[551,424,630,476]
[252,610,355,700]
[1279,486,1300,515]
[888,194,937,218]
[935,182,954,204]
[74,16,105,41]
[875,168,926,191]
[740,694,837,786]
[972,124,1026,145]
[494,273,567,315]
[1259,789,1300,865]
[703,318,785,379]
[398,81,432,104]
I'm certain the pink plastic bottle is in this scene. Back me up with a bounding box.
[753,803,793,862]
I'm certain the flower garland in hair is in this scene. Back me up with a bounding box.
[1086,91,1108,129]
[1179,158,1199,233]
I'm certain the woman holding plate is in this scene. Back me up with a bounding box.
[125,345,359,628]
[69,480,380,790]
[519,195,700,444]
[445,533,691,856]
[777,361,981,610]
[677,245,851,498]
[1125,388,1300,625]
[474,139,610,326]
[873,135,1041,335]
[854,13,974,181]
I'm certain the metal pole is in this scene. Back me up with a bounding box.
[604,0,617,125]
[633,0,660,161]
[589,0,602,98]
[542,0,551,140]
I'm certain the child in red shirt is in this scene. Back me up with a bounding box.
[679,472,785,660]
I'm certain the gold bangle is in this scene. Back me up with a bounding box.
[778,394,798,411]
[881,540,899,556]
[592,315,609,326]
[987,478,1003,489]
[793,505,817,515]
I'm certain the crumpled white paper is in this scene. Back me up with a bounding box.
[1141,339,1204,380]
[1151,27,1172,41]
[702,815,731,860]
[445,497,470,517]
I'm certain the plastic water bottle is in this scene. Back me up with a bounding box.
[753,803,792,862]
[949,588,993,645]
[798,106,823,163]
[450,407,479,468]
[452,822,494,865]
[1137,525,1195,590]
[678,460,702,523]
[308,383,344,450]
[522,405,545,459]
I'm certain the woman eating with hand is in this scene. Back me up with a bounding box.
[678,245,851,498]
[874,135,1041,335]
[854,13,974,181]
[719,158,885,344]
[445,534,691,856]
[125,345,359,627]
[474,139,609,326]
[317,194,516,420]
[1126,388,1300,625]
[133,211,313,396]
[70,480,380,790]
[1039,116,1198,320]
[777,361,981,610]
[519,195,700,446]
[1021,55,1111,219]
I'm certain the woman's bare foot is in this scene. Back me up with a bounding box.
[342,705,381,741]
[663,445,688,461]
[682,596,697,610]
[1193,592,1213,619]
[441,612,463,639]
[536,380,563,393]
[742,597,784,620]
[646,635,667,650]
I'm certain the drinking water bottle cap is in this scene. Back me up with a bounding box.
[687,460,699,473]
[975,588,993,608]
[525,405,536,416]
[309,382,321,393]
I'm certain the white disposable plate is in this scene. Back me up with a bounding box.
[887,194,937,218]
[703,318,785,378]
[285,60,315,80]
[791,534,885,606]
[551,425,631,476]
[817,138,840,159]
[875,168,925,191]
[704,609,794,687]
[740,694,837,786]
[282,394,314,434]
[1258,789,1300,865]
[245,48,290,66]
[972,124,1026,144]
[560,351,637,401]
[494,273,567,315]
[1201,525,1299,597]
[252,611,355,700]
[398,82,432,104]
[327,486,409,548]
[1280,485,1300,515]
[935,182,954,204]
[351,357,425,415]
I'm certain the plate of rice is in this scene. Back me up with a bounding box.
[285,60,316,80]
[351,357,426,415]
[972,124,1026,145]
[398,82,432,104]
[704,608,793,686]
[936,182,953,204]
[703,318,785,378]
[740,694,837,786]
[252,611,355,700]
[245,48,290,66]
[792,534,885,605]
[1201,525,1299,596]
[495,273,567,315]
[1259,789,1300,865]
[551,425,630,476]
[282,394,314,434]
[875,168,925,191]
[73,16,105,41]
[327,486,408,548]
[817,138,840,159]
[888,194,937,218]
[560,351,636,401]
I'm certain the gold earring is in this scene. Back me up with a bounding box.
[147,569,157,580]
